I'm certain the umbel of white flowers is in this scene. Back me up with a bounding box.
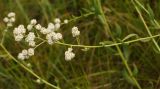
[65,48,75,61]
[13,18,64,60]
[4,12,80,61]
[3,12,16,27]
[13,25,26,41]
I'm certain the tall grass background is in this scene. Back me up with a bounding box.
[0,0,160,89]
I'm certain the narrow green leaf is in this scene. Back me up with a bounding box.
[81,48,90,51]
[99,41,114,46]
[147,4,154,20]
[123,45,131,60]
[115,23,122,37]
[133,64,138,76]
[122,34,139,42]
[122,70,136,86]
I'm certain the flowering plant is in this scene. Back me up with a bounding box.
[1,0,160,88]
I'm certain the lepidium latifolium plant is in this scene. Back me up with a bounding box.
[1,4,160,88]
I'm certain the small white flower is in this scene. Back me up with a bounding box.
[18,25,26,33]
[46,32,55,40]
[3,17,9,23]
[25,32,35,42]
[28,48,34,56]
[10,17,15,22]
[27,24,33,31]
[30,19,37,25]
[52,33,59,41]
[47,23,55,31]
[47,39,53,45]
[35,24,42,30]
[56,33,63,40]
[27,63,32,67]
[18,48,35,60]
[29,41,36,47]
[4,12,16,27]
[18,25,25,29]
[46,32,62,44]
[40,27,51,34]
[46,33,52,40]
[65,48,75,61]
[54,18,61,23]
[18,53,25,60]
[18,25,24,28]
[14,34,24,41]
[13,25,26,41]
[54,23,60,31]
[7,23,13,27]
[8,12,15,17]
[13,25,26,35]
[72,26,80,37]
[22,49,28,56]
[64,19,68,24]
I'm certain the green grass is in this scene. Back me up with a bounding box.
[0,0,160,89]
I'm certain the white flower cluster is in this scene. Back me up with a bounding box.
[46,32,62,45]
[54,18,61,30]
[65,48,75,61]
[34,18,63,45]
[18,48,34,60]
[13,25,26,41]
[9,14,80,61]
[3,12,16,27]
[25,32,36,47]
[72,26,80,37]
[13,18,64,60]
[39,23,53,34]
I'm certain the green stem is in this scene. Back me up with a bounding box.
[55,34,160,48]
[1,27,8,44]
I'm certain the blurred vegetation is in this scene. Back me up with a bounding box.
[0,0,160,89]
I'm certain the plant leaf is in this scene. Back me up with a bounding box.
[122,34,139,42]
[122,70,136,86]
[133,64,138,76]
